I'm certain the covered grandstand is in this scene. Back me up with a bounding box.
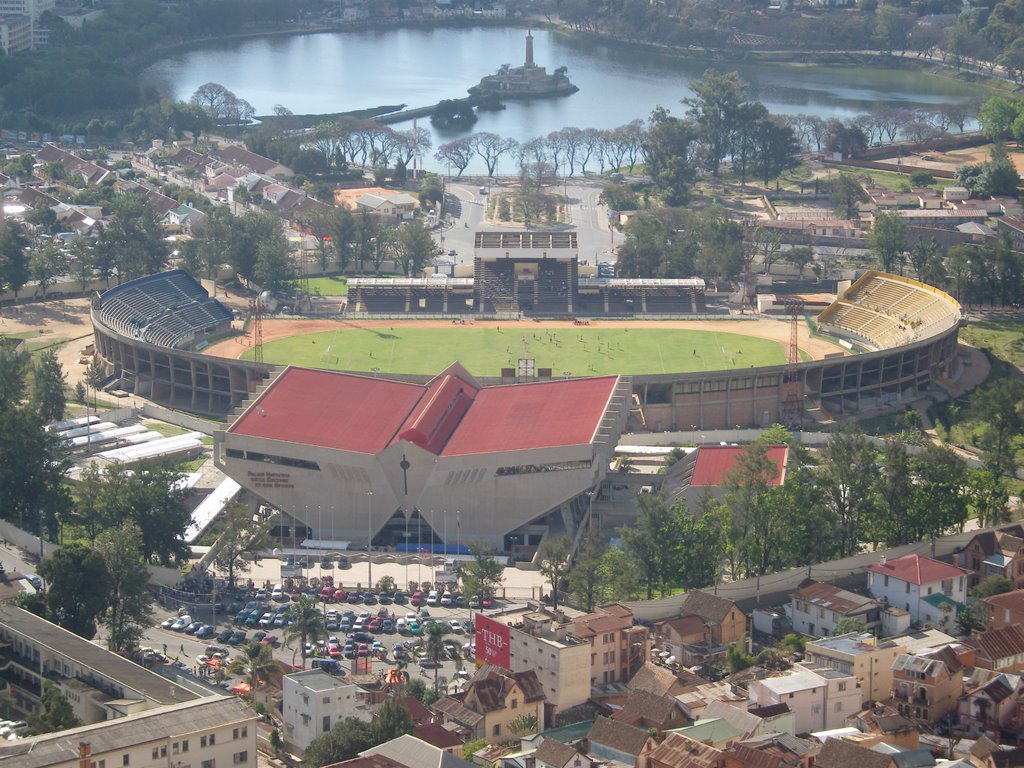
[92,270,263,414]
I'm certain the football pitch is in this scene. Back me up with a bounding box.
[243,326,786,376]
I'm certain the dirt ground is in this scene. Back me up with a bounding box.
[0,297,97,388]
[202,315,845,363]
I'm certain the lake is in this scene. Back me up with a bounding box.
[142,26,980,173]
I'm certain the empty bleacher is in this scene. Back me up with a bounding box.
[817,271,960,349]
[96,270,232,349]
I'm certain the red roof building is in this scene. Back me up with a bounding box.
[662,444,788,510]
[217,363,628,551]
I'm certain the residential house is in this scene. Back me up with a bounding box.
[865,554,969,625]
[845,706,918,749]
[362,734,479,768]
[747,664,861,733]
[433,667,545,744]
[702,699,796,739]
[805,633,901,705]
[724,733,816,768]
[957,526,1024,590]
[957,670,1024,737]
[629,663,704,698]
[356,192,419,220]
[972,625,1024,673]
[613,688,689,731]
[676,682,748,722]
[0,696,258,768]
[533,737,591,768]
[585,716,655,766]
[984,590,1024,631]
[212,144,294,178]
[647,732,725,768]
[164,203,208,233]
[890,647,964,725]
[815,738,895,768]
[669,719,742,751]
[574,603,649,690]
[413,723,465,756]
[790,580,885,637]
[282,669,374,752]
[655,590,746,662]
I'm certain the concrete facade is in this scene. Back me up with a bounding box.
[748,664,861,733]
[282,669,373,752]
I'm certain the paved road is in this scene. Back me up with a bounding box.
[438,179,624,268]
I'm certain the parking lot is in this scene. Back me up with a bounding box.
[142,558,542,695]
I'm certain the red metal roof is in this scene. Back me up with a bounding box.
[689,445,788,487]
[440,376,618,456]
[865,553,970,585]
[228,367,617,457]
[228,368,425,454]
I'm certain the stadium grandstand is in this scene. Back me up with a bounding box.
[214,362,632,552]
[92,270,263,414]
[347,231,718,317]
[817,271,961,351]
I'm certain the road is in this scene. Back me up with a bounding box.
[437,178,624,269]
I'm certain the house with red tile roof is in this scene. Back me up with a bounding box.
[971,625,1024,673]
[216,363,629,550]
[663,445,788,510]
[432,668,545,744]
[790,579,885,637]
[865,554,969,626]
[957,669,1024,737]
[983,590,1024,631]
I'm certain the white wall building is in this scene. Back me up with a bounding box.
[282,670,374,752]
[747,664,861,733]
[865,554,968,625]
[502,611,592,713]
[0,697,257,768]
[0,0,53,52]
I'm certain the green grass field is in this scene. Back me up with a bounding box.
[243,326,786,376]
[289,276,349,296]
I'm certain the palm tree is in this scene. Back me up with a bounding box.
[424,622,448,693]
[230,641,276,693]
[284,596,325,670]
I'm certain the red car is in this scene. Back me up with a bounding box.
[320,587,334,602]
[357,643,371,657]
[334,589,346,603]
[328,643,342,659]
[260,634,279,646]
[410,591,424,606]
[368,618,383,632]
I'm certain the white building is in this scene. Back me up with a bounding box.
[0,0,52,52]
[790,579,883,637]
[0,696,257,768]
[865,554,968,625]
[501,611,591,713]
[747,664,861,733]
[282,669,374,752]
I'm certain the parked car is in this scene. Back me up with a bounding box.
[217,629,234,643]
[440,593,452,606]
[378,592,392,605]
[196,624,215,639]
[333,589,346,603]
[426,590,439,606]
[410,591,424,606]
[368,618,383,632]
[228,630,247,645]
[381,619,395,633]
[448,619,464,634]
[170,616,192,631]
[252,631,267,644]
[320,556,334,569]
[393,591,407,604]
[357,643,371,657]
[261,634,279,646]
[362,592,377,605]
[160,616,177,629]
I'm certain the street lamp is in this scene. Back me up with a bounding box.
[366,491,373,591]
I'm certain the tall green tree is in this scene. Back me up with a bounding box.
[230,640,277,691]
[567,529,608,611]
[0,220,30,298]
[31,350,66,424]
[972,378,1024,478]
[95,522,153,654]
[284,596,326,671]
[396,219,436,277]
[423,622,448,693]
[966,468,1011,529]
[537,534,571,610]
[869,212,908,274]
[27,682,80,735]
[683,69,748,177]
[723,442,784,578]
[620,493,682,599]
[213,500,272,587]
[643,107,699,205]
[818,423,877,557]
[911,443,969,538]
[372,696,414,742]
[304,718,374,767]
[37,543,110,639]
[461,543,504,602]
[868,437,915,546]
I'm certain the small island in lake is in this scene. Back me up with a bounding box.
[469,29,578,99]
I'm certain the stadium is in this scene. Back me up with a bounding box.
[89,251,963,552]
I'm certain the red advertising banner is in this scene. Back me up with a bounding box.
[475,613,510,669]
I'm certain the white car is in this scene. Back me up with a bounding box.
[448,619,465,634]
[258,613,275,629]
[170,616,191,631]
[161,616,177,629]
[426,590,439,606]
[405,612,417,622]
[440,593,453,606]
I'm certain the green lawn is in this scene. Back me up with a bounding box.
[243,326,786,376]
[291,276,349,296]
[959,319,1024,370]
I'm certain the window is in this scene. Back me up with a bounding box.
[201,735,216,748]
[811,704,821,714]
[838,682,847,692]
[233,752,248,765]
[122,757,130,767]
[493,724,501,736]
[884,576,889,587]
[609,650,615,663]
[906,582,911,594]
[153,749,160,760]
[174,743,180,755]
[202,761,216,768]
[834,702,843,712]
[512,699,518,709]
[323,716,331,733]
[183,741,190,753]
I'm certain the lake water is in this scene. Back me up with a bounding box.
[142,26,980,172]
